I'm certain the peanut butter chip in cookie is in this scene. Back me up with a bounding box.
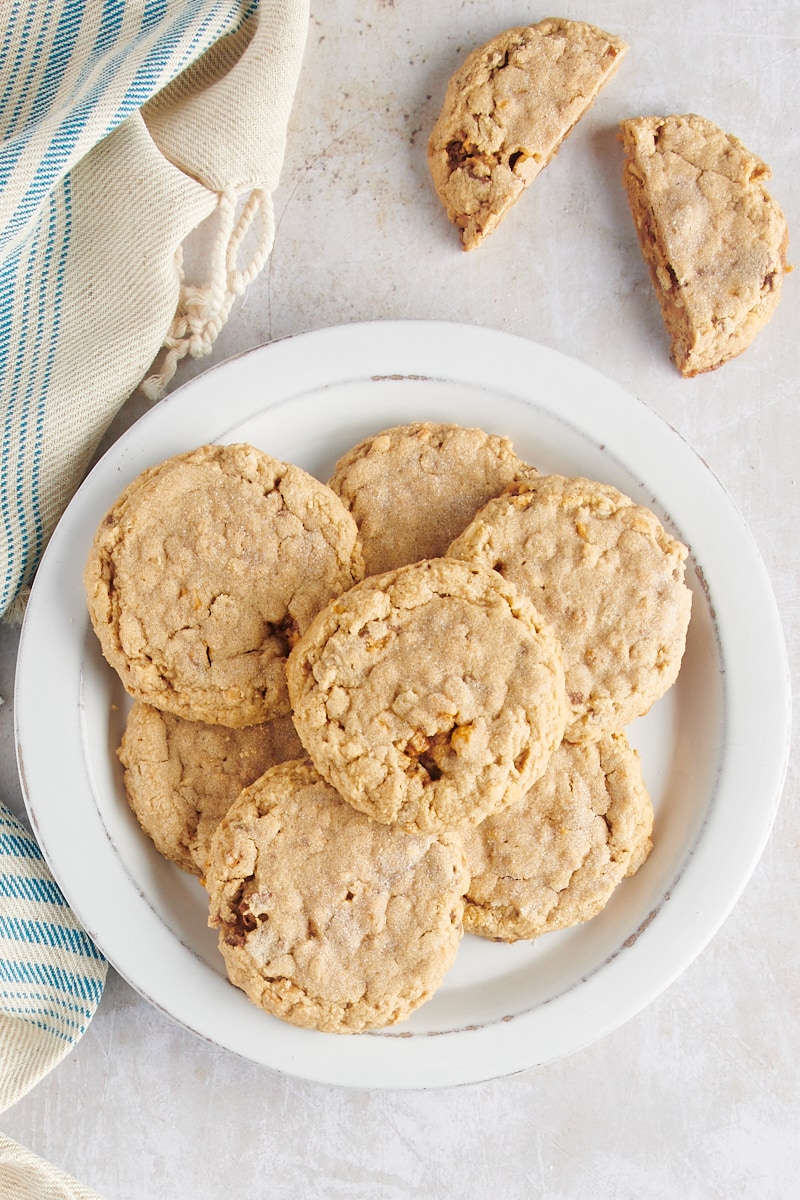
[206,759,468,1032]
[287,557,567,833]
[84,443,364,727]
[620,113,790,376]
[447,475,692,742]
[428,18,628,249]
[462,733,654,942]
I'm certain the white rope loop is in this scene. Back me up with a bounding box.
[141,185,274,401]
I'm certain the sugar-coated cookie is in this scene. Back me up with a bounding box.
[429,18,627,249]
[447,474,692,742]
[620,113,789,376]
[462,733,653,941]
[287,557,567,833]
[118,702,304,876]
[84,443,364,727]
[327,422,528,575]
[206,758,468,1032]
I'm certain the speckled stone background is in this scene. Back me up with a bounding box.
[1,2,798,1196]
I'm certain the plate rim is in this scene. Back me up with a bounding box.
[15,319,791,1089]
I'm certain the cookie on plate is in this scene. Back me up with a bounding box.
[327,422,529,576]
[206,758,468,1033]
[447,475,692,742]
[462,733,653,942]
[287,557,567,833]
[620,113,790,376]
[428,18,628,250]
[117,701,304,876]
[84,443,364,727]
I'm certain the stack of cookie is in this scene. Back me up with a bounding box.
[84,425,692,1033]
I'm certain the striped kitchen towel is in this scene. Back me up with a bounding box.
[0,0,309,622]
[0,801,107,1113]
[0,1134,104,1200]
[0,798,107,1196]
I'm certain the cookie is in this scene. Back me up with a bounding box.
[447,475,692,742]
[84,443,364,727]
[287,557,567,833]
[428,18,627,250]
[117,701,304,876]
[462,733,653,942]
[327,422,528,575]
[620,113,790,376]
[206,758,468,1032]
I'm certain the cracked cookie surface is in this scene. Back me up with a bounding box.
[447,474,692,742]
[287,557,567,833]
[327,422,528,576]
[84,443,364,726]
[206,758,468,1032]
[118,701,304,876]
[620,113,790,376]
[428,18,627,250]
[462,733,653,942]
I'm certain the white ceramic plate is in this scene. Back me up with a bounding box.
[16,321,790,1090]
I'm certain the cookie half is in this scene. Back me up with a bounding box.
[620,113,790,376]
[327,422,528,575]
[117,702,304,876]
[462,733,653,942]
[447,475,692,742]
[428,18,628,249]
[84,443,364,726]
[206,758,468,1033]
[287,557,567,833]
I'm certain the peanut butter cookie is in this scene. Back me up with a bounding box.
[447,475,692,742]
[118,702,304,876]
[327,422,528,575]
[462,733,653,942]
[287,557,567,833]
[620,113,790,376]
[84,443,364,727]
[206,758,468,1032]
[429,18,627,249]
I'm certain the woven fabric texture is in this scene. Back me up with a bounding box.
[0,0,308,620]
[0,802,107,1114]
[0,1134,104,1200]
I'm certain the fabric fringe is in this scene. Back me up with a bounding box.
[1,587,30,627]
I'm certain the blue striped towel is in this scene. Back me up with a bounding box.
[0,0,307,622]
[0,801,107,1113]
